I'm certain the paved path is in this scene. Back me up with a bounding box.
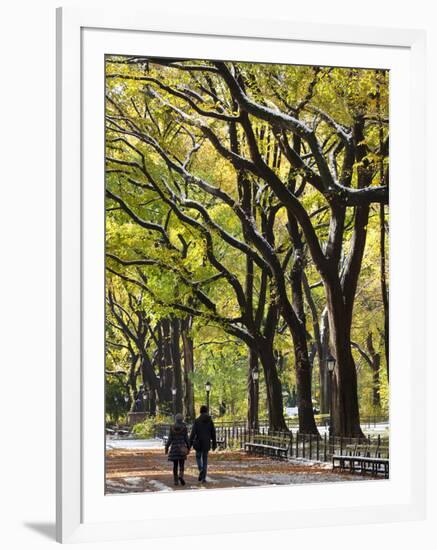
[106,438,162,450]
[105,448,369,494]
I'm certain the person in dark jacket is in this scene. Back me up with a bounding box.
[165,413,190,486]
[189,405,217,482]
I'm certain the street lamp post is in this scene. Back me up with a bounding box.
[205,381,211,411]
[252,369,259,430]
[171,387,177,417]
[327,354,336,438]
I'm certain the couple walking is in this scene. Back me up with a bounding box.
[165,405,217,486]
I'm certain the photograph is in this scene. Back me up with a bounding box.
[104,55,390,494]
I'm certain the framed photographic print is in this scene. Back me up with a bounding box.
[56,6,426,543]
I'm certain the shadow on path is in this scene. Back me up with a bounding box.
[23,522,56,541]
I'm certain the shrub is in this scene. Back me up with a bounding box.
[131,417,156,439]
[131,413,174,439]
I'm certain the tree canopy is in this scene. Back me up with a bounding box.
[105,57,389,435]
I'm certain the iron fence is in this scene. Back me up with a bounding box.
[152,423,389,463]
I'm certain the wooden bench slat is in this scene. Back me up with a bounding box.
[244,441,289,460]
[332,451,389,478]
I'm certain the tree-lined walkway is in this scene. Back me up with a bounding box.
[105,448,363,494]
[105,58,390,438]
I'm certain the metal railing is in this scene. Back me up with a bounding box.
[152,423,389,463]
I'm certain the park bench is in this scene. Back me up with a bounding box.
[106,426,130,438]
[359,455,389,478]
[332,442,389,478]
[359,444,389,478]
[244,441,289,460]
[332,442,367,472]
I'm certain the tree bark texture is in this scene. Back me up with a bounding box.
[247,348,259,430]
[181,317,195,421]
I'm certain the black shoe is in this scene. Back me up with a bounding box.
[174,477,179,486]
[179,476,186,486]
[198,470,204,482]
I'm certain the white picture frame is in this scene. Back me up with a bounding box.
[56,6,426,543]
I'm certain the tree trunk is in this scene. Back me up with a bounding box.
[377,74,389,381]
[170,318,184,414]
[290,331,319,434]
[139,352,160,413]
[159,319,173,414]
[247,349,259,429]
[149,388,157,416]
[128,354,139,412]
[231,123,289,433]
[319,308,330,414]
[327,121,370,438]
[257,341,288,431]
[380,203,389,381]
[181,317,195,422]
[325,277,364,438]
[286,215,319,435]
[366,332,381,408]
[372,366,381,408]
[302,273,327,414]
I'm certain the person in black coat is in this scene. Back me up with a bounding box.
[165,413,190,486]
[189,405,217,482]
